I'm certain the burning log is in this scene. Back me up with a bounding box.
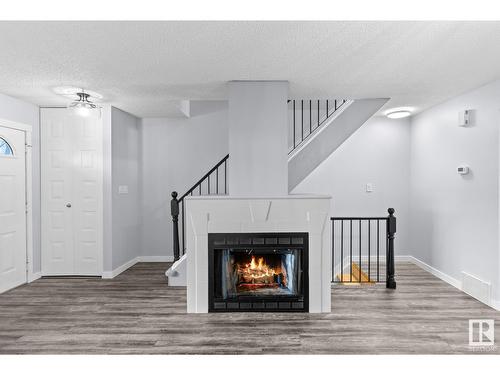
[236,255,282,286]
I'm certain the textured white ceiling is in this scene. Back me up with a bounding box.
[1,21,500,117]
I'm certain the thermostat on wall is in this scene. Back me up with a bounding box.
[457,166,469,175]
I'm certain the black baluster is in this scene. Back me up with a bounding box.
[377,220,380,282]
[317,100,320,128]
[368,220,371,281]
[171,191,180,262]
[386,208,397,289]
[293,100,296,149]
[331,219,334,283]
[341,220,344,282]
[181,199,185,255]
[359,219,362,282]
[350,219,352,282]
[309,100,312,134]
[301,100,304,142]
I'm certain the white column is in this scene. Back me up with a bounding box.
[228,81,289,196]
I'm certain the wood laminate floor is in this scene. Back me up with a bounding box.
[0,262,499,354]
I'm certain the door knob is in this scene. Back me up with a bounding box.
[66,203,72,208]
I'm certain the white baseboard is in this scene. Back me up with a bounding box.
[405,255,462,290]
[102,257,138,279]
[137,256,174,262]
[1,272,42,294]
[333,254,499,311]
[492,300,500,310]
[0,282,22,294]
[395,255,412,262]
[403,255,500,311]
[102,256,174,279]
[28,272,42,283]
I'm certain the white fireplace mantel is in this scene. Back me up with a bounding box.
[185,195,332,313]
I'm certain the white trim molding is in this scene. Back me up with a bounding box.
[102,258,138,279]
[27,272,42,283]
[102,256,174,279]
[492,300,500,311]
[332,254,499,311]
[405,256,462,290]
[0,118,32,132]
[403,256,499,311]
[138,256,174,262]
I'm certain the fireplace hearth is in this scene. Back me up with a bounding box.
[208,233,309,312]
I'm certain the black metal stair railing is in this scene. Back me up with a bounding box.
[170,154,229,261]
[331,208,396,289]
[169,98,350,262]
[289,99,347,154]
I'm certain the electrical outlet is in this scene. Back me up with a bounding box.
[118,185,129,195]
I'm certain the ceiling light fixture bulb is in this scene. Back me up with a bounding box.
[386,110,411,119]
[73,104,91,117]
[68,91,98,117]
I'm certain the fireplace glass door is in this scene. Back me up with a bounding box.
[209,233,308,312]
[218,249,302,298]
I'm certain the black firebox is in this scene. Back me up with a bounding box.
[208,232,309,312]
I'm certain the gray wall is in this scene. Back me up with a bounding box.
[292,116,411,253]
[409,79,500,303]
[140,101,228,258]
[0,92,40,272]
[228,81,289,196]
[110,107,142,269]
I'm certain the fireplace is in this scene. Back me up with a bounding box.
[208,233,309,312]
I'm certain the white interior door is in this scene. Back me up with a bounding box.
[41,108,102,276]
[0,126,27,293]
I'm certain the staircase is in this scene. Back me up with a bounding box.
[336,262,375,284]
[166,97,390,287]
[288,98,388,190]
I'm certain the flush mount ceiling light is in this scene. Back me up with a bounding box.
[386,109,412,119]
[68,91,99,117]
[53,86,103,117]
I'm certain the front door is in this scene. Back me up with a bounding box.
[0,126,27,293]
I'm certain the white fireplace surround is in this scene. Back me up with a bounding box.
[185,195,332,313]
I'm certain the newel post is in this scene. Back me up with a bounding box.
[386,208,397,289]
[171,191,180,262]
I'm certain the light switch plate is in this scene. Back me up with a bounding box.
[366,183,373,192]
[118,185,129,194]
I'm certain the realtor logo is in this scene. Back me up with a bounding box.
[469,319,495,348]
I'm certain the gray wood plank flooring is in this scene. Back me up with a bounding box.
[0,262,499,354]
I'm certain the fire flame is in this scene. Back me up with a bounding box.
[241,256,276,281]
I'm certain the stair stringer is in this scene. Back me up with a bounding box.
[288,98,389,191]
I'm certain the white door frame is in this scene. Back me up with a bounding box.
[40,108,104,277]
[0,118,34,284]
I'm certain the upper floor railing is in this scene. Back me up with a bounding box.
[288,99,347,154]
